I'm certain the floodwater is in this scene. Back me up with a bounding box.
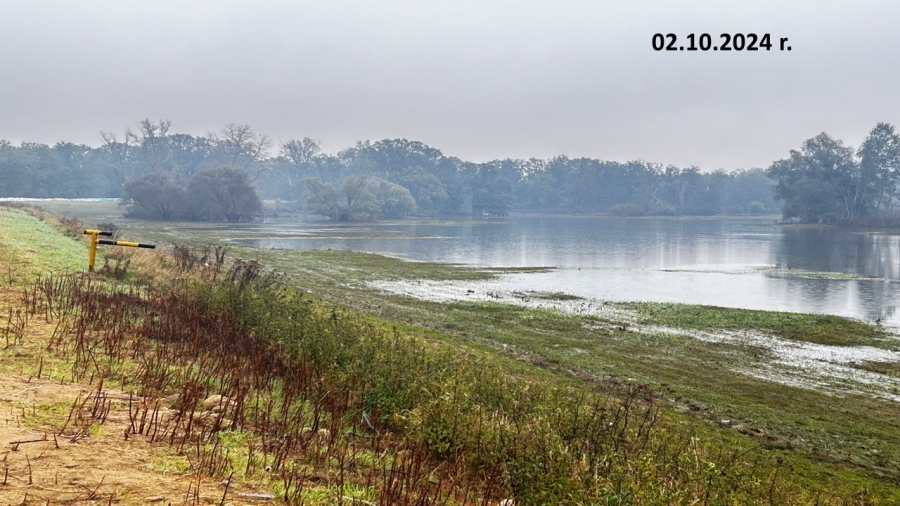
[234,215,900,326]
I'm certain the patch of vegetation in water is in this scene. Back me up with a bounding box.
[852,361,900,376]
[512,290,583,300]
[619,301,891,348]
[485,266,556,274]
[256,248,511,282]
[247,249,557,285]
[756,267,882,280]
[775,223,837,228]
[854,230,900,236]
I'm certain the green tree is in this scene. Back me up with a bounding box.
[338,176,379,221]
[303,177,342,220]
[723,169,776,213]
[368,178,417,219]
[398,166,448,215]
[97,131,142,196]
[126,118,172,174]
[53,142,104,197]
[856,123,900,217]
[304,176,378,221]
[166,133,216,181]
[767,133,858,223]
[470,162,515,216]
[303,176,416,221]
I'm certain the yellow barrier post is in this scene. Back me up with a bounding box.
[83,229,155,272]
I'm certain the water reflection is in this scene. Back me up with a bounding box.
[230,216,900,326]
[775,227,900,279]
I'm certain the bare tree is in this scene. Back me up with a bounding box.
[280,137,320,166]
[97,130,140,195]
[212,123,272,178]
[125,118,173,173]
[275,137,321,207]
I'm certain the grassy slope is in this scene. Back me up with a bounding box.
[0,208,88,282]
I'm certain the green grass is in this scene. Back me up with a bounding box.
[24,199,124,223]
[0,208,89,282]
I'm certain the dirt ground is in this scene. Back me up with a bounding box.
[0,285,250,506]
[0,372,237,506]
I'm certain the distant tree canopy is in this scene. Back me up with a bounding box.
[277,138,777,218]
[767,124,900,224]
[1,118,786,222]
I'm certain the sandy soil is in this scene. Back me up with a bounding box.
[0,372,237,506]
[0,285,239,506]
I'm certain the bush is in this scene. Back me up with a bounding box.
[188,167,262,222]
[123,168,261,222]
[123,172,186,220]
[747,201,766,214]
[652,205,677,216]
[611,203,644,217]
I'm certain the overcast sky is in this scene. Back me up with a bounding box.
[0,0,897,170]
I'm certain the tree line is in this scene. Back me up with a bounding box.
[766,123,900,225]
[0,119,779,221]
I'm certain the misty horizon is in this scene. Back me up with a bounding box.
[2,1,898,171]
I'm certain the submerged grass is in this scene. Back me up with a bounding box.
[854,360,900,376]
[513,290,583,300]
[756,266,883,280]
[621,301,892,347]
[294,250,552,281]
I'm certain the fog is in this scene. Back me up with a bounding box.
[1,0,898,169]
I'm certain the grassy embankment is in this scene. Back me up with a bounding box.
[3,203,900,504]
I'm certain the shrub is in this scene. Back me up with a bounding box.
[123,172,187,220]
[611,203,644,217]
[747,201,766,214]
[123,168,262,222]
[188,167,262,222]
